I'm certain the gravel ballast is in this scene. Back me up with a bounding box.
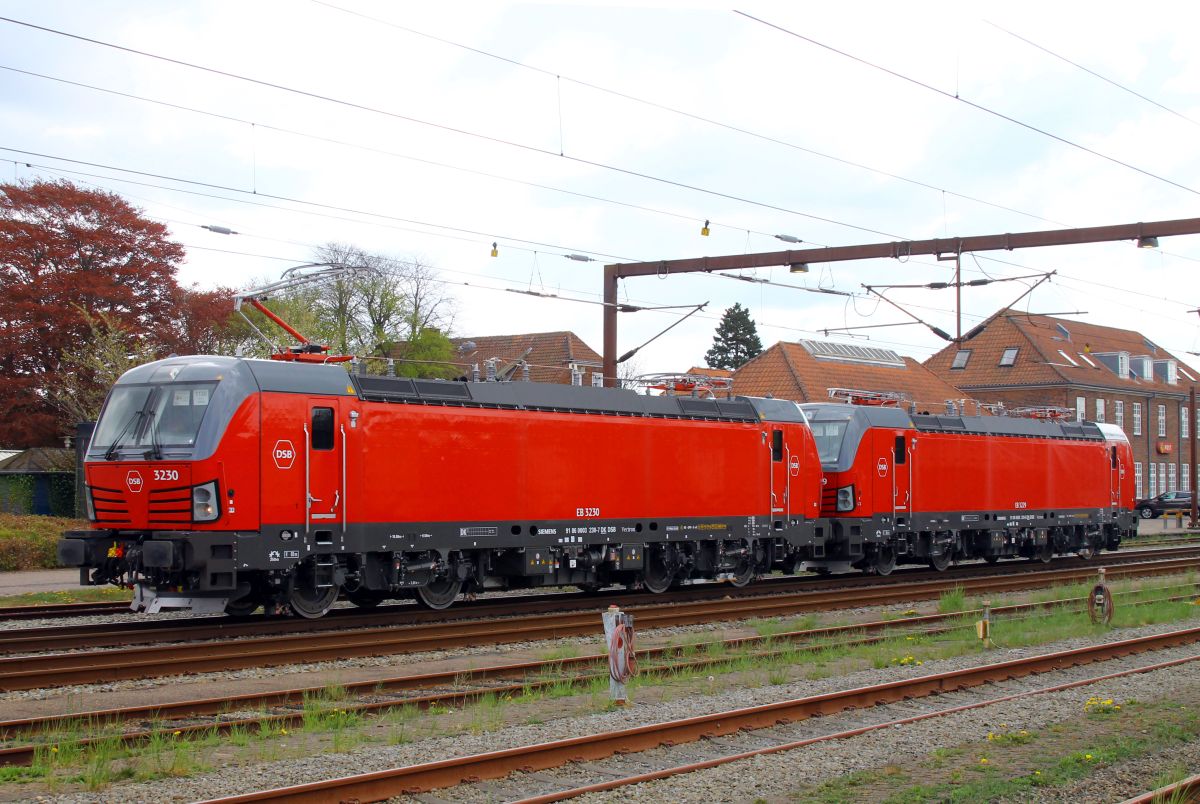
[26,619,1200,804]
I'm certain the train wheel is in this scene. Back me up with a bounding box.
[642,548,674,594]
[1077,542,1096,560]
[1037,543,1054,563]
[728,559,755,587]
[416,579,462,610]
[928,550,951,572]
[871,546,896,576]
[287,568,339,619]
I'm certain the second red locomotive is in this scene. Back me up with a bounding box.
[801,401,1134,575]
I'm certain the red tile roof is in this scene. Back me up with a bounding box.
[446,331,603,385]
[924,310,1199,397]
[732,340,967,411]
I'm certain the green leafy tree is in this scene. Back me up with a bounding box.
[232,244,457,378]
[704,303,763,370]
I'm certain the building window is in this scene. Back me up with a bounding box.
[999,347,1018,367]
[1135,462,1142,498]
[1078,352,1097,367]
[1169,463,1177,492]
[1074,396,1085,422]
[1149,463,1157,497]
[1058,350,1079,366]
[1133,403,1142,436]
[1095,399,1105,423]
[1114,400,1124,430]
[1184,462,1191,494]
[1183,406,1190,440]
[1158,404,1167,437]
[1118,352,1130,379]
[951,350,971,369]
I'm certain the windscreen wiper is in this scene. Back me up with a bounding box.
[145,409,162,460]
[104,410,144,461]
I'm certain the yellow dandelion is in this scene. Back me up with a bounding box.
[1084,754,1093,760]
[281,728,288,735]
[1000,723,1007,728]
[987,733,994,741]
[173,730,181,736]
[980,758,989,764]
[1114,705,1121,710]
[1035,771,1041,776]
[50,747,58,753]
[906,636,914,641]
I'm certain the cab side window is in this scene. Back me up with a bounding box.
[311,407,334,450]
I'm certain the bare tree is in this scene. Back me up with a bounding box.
[51,308,157,423]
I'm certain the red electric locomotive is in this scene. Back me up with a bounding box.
[800,400,1136,575]
[58,355,824,617]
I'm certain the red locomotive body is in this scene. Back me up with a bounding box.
[59,356,823,616]
[802,403,1135,574]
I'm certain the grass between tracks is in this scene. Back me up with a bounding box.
[4,572,1200,794]
[786,686,1200,803]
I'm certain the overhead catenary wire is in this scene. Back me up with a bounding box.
[5,35,1198,311]
[0,148,637,262]
[735,10,1200,199]
[12,153,1193,346]
[0,15,903,241]
[9,153,994,330]
[307,0,1071,229]
[987,21,1200,130]
[0,64,794,245]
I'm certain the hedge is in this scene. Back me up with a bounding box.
[0,513,86,571]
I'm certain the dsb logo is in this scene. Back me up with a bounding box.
[273,440,296,470]
[126,470,144,493]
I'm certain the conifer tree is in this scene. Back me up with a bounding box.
[704,303,763,370]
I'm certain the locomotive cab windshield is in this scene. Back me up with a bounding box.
[92,381,218,459]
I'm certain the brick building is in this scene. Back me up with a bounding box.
[447,331,604,385]
[732,340,967,410]
[924,310,1199,499]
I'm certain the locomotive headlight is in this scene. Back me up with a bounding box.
[836,485,856,512]
[84,487,96,522]
[192,481,220,522]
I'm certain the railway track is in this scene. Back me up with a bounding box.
[1,555,1197,692]
[194,626,1200,803]
[2,581,1195,767]
[1121,773,1200,804]
[4,543,1197,626]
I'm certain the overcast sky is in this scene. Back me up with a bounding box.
[3,1,1199,381]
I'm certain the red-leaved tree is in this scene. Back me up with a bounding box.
[0,179,234,448]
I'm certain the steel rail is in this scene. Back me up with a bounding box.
[5,549,1197,655]
[0,601,131,621]
[1,556,1197,691]
[3,544,1195,629]
[2,584,1196,766]
[1120,773,1200,804]
[514,654,1200,804]
[196,627,1200,803]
